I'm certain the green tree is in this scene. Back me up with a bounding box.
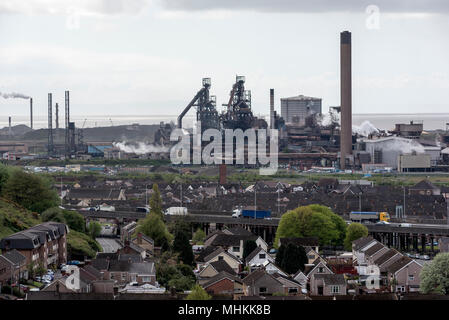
[41,207,66,223]
[149,183,163,217]
[185,284,212,300]
[420,252,449,294]
[137,212,172,247]
[243,240,258,260]
[2,170,59,213]
[275,244,286,267]
[88,221,102,238]
[280,243,308,274]
[0,164,10,194]
[344,223,369,250]
[192,228,206,245]
[62,210,86,233]
[173,228,194,266]
[36,262,46,277]
[274,205,346,247]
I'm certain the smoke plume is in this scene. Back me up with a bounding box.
[113,141,169,154]
[0,92,30,99]
[353,120,379,137]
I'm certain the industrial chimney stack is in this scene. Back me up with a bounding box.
[8,117,11,136]
[340,31,352,169]
[270,89,275,129]
[30,98,33,129]
[55,103,59,129]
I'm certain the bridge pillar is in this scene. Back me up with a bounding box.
[263,228,267,242]
[405,234,410,252]
[430,236,434,252]
[421,235,426,253]
[413,235,418,251]
[387,233,392,247]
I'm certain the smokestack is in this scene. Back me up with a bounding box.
[55,103,59,129]
[270,89,274,129]
[340,31,352,169]
[8,117,11,135]
[30,98,33,129]
[219,164,227,185]
[65,91,70,157]
[48,93,54,155]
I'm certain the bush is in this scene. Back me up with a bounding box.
[2,169,58,213]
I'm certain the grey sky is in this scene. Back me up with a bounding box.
[0,0,448,125]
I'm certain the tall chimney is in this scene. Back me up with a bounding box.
[340,31,352,169]
[55,103,59,129]
[30,98,33,129]
[65,91,70,157]
[270,89,275,129]
[8,117,11,135]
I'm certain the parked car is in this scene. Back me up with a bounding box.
[67,260,81,265]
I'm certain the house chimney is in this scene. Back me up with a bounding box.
[340,31,352,169]
[137,232,142,245]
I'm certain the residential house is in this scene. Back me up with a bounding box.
[204,233,267,259]
[307,261,334,280]
[387,256,423,293]
[292,270,308,289]
[131,233,154,256]
[262,261,288,277]
[408,180,441,196]
[0,249,27,286]
[202,271,243,296]
[0,222,69,269]
[245,247,274,268]
[310,274,347,296]
[352,236,378,265]
[272,273,303,295]
[373,248,403,273]
[198,247,242,274]
[242,269,284,296]
[198,260,236,283]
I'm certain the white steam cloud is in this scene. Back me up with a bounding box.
[378,138,425,154]
[353,120,379,137]
[0,92,31,99]
[113,141,169,154]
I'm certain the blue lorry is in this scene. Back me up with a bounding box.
[232,208,271,219]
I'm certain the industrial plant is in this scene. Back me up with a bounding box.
[1,31,449,173]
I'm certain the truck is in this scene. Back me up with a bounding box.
[164,207,188,216]
[232,208,271,219]
[95,204,115,212]
[349,211,390,223]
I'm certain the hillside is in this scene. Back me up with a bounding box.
[0,197,40,239]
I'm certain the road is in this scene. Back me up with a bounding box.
[96,237,122,253]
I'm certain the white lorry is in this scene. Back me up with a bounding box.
[164,207,188,216]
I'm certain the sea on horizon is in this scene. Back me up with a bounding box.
[2,113,449,131]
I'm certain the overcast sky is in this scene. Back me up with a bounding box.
[0,0,448,120]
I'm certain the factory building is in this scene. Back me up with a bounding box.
[360,136,437,171]
[280,95,322,125]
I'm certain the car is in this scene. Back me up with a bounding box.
[420,255,430,260]
[67,260,81,265]
[59,263,67,269]
[34,276,42,282]
[376,221,390,225]
[269,248,277,254]
[399,223,412,227]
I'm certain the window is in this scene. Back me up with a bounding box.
[232,247,240,252]
[259,254,266,259]
[142,276,151,282]
[121,273,127,281]
[408,275,414,281]
[318,267,324,273]
[288,288,298,293]
[259,287,267,293]
[218,256,224,261]
[331,286,340,294]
